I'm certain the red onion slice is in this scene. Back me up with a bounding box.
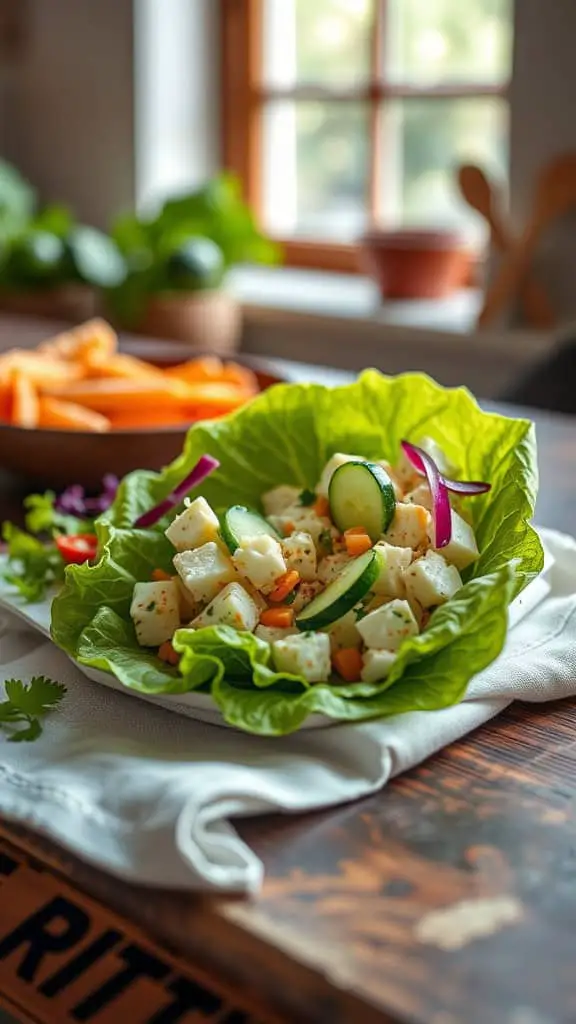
[401,442,490,496]
[134,455,220,528]
[400,440,452,548]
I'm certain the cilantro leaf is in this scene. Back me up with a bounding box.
[24,491,89,536]
[2,521,65,603]
[298,488,316,506]
[0,677,66,742]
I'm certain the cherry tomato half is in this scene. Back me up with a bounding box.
[56,533,98,565]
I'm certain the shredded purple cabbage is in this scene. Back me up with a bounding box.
[55,474,119,519]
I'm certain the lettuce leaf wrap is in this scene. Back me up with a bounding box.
[50,370,544,735]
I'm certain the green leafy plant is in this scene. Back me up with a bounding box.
[106,172,281,327]
[0,677,66,742]
[51,370,544,736]
[0,160,126,295]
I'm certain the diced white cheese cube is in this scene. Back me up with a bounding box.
[326,609,362,654]
[269,508,336,553]
[292,580,324,614]
[372,542,412,598]
[318,552,351,585]
[403,482,432,510]
[361,649,397,684]
[403,550,462,609]
[173,542,236,605]
[316,452,366,497]
[384,504,431,550]
[429,509,479,570]
[232,534,286,594]
[281,531,317,582]
[394,447,419,489]
[171,574,199,622]
[272,631,331,682]
[192,582,259,632]
[165,496,220,552]
[262,485,302,517]
[357,598,419,651]
[255,624,299,644]
[418,436,457,477]
[130,581,180,647]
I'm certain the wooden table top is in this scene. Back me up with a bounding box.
[1,315,576,1023]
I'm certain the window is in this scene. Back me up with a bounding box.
[222,0,513,272]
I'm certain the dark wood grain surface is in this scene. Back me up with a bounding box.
[1,315,576,1023]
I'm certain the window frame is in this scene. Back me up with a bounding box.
[221,0,510,274]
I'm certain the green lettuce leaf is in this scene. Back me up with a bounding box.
[50,370,543,735]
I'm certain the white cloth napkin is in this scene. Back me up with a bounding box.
[0,526,575,894]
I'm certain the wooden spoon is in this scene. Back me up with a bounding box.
[478,153,576,328]
[458,164,555,329]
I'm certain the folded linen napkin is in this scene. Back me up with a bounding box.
[0,526,575,894]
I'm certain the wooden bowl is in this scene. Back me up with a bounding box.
[0,343,284,491]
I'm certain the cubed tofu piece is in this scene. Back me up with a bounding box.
[357,598,419,651]
[173,542,236,605]
[262,485,302,517]
[292,580,324,614]
[272,631,331,682]
[269,508,337,553]
[281,530,317,582]
[403,482,432,510]
[171,574,200,622]
[316,452,366,497]
[232,534,286,594]
[255,624,299,644]
[165,496,220,552]
[404,550,462,609]
[372,542,412,598]
[130,581,180,647]
[326,609,362,654]
[384,504,431,550]
[318,552,351,585]
[429,509,479,570]
[192,582,259,632]
[361,649,397,684]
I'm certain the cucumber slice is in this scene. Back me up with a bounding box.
[295,548,382,631]
[329,461,395,542]
[220,505,280,553]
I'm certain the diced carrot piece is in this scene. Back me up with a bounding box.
[282,521,295,536]
[344,529,373,557]
[158,640,180,666]
[259,607,294,628]
[38,397,110,432]
[152,568,172,582]
[10,372,39,429]
[333,647,363,682]
[269,569,300,603]
[314,495,330,517]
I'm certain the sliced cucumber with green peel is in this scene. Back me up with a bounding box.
[329,460,395,542]
[220,505,280,553]
[295,548,382,631]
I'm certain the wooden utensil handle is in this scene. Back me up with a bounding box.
[521,277,556,329]
[479,224,538,327]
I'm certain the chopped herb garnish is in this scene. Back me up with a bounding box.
[299,488,316,506]
[318,528,334,554]
[206,606,214,617]
[146,601,156,612]
[283,587,298,606]
[0,676,66,742]
[354,607,368,621]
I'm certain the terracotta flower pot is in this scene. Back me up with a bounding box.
[360,229,469,301]
[136,290,242,354]
[0,284,97,322]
